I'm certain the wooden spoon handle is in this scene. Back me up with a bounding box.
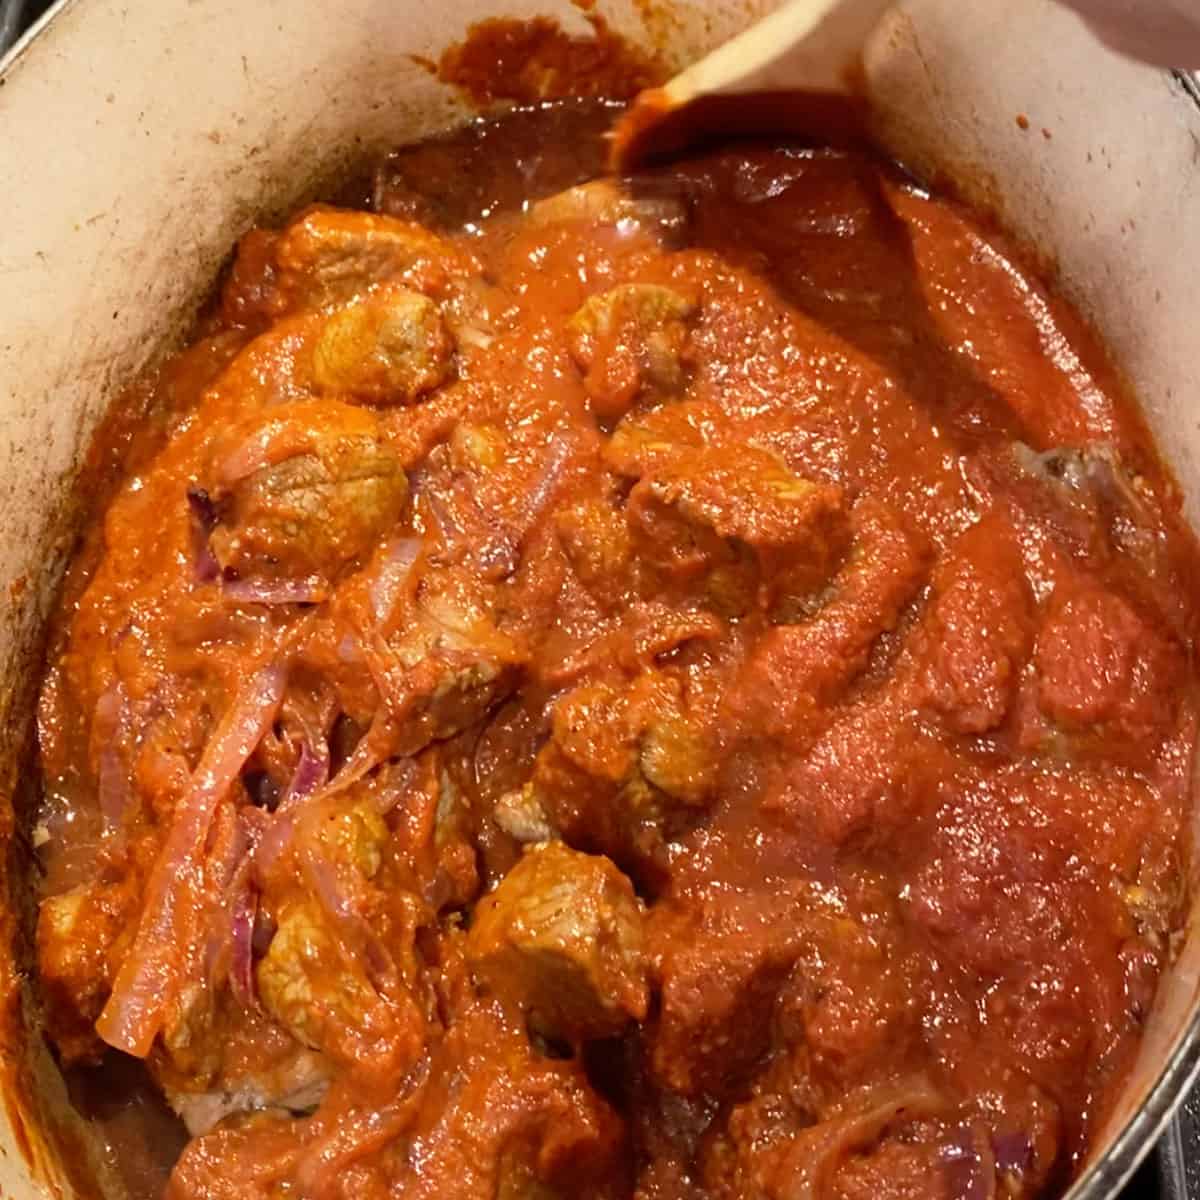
[661,0,895,104]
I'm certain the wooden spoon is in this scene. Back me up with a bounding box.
[609,0,895,171]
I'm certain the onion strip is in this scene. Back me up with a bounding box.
[771,1078,946,1200]
[95,662,288,1057]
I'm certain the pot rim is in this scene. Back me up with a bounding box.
[2,4,1199,1199]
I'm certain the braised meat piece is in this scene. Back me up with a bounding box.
[467,842,647,1041]
[625,442,847,617]
[507,671,718,883]
[527,179,690,243]
[567,283,697,419]
[204,400,408,585]
[313,288,454,403]
[274,208,464,306]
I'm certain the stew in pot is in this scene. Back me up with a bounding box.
[33,99,1200,1200]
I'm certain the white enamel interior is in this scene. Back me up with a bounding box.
[0,1,1198,1196]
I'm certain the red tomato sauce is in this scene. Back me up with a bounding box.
[33,100,1200,1200]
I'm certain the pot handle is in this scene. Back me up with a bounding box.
[1157,1088,1200,1199]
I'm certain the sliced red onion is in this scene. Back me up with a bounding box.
[255,717,387,882]
[477,431,574,580]
[237,803,272,852]
[424,490,463,545]
[318,706,399,801]
[216,418,296,486]
[187,487,221,583]
[360,635,397,710]
[368,759,417,816]
[518,430,574,533]
[93,685,133,833]
[303,846,399,998]
[773,1078,947,1200]
[222,575,328,606]
[276,740,330,815]
[207,801,252,892]
[369,537,422,626]
[229,882,259,1010]
[95,661,288,1058]
[96,748,132,831]
[336,632,364,666]
[304,853,358,924]
[991,1131,1033,1175]
[293,740,330,798]
[943,1126,997,1200]
[184,804,256,1013]
[252,811,295,882]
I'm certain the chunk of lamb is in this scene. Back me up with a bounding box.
[467,842,647,1042]
[163,1028,331,1136]
[300,559,525,757]
[415,420,565,582]
[993,441,1197,637]
[602,397,717,478]
[38,875,136,1063]
[566,283,697,420]
[252,786,422,1071]
[507,671,718,883]
[625,442,848,618]
[646,884,834,1097]
[273,207,464,307]
[766,696,955,850]
[376,568,527,756]
[554,492,637,612]
[380,1001,627,1199]
[1008,443,1146,555]
[165,1110,306,1200]
[527,179,690,244]
[200,313,331,408]
[725,498,929,740]
[172,990,627,1200]
[901,764,1161,1100]
[204,400,408,587]
[256,899,419,1083]
[493,783,559,846]
[313,287,453,404]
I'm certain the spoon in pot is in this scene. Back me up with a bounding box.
[609,0,895,171]
[610,0,1200,171]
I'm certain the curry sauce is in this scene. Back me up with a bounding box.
[32,100,1200,1200]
